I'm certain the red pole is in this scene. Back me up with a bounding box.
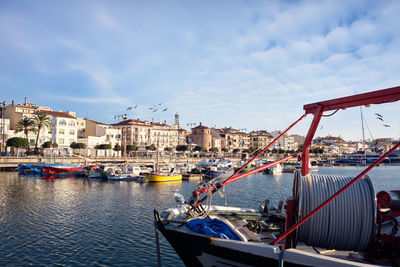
[272,142,400,246]
[195,153,300,196]
[302,107,322,176]
[229,113,307,179]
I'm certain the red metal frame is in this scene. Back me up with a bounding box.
[301,86,400,176]
[273,85,400,246]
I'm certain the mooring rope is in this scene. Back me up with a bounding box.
[294,170,375,252]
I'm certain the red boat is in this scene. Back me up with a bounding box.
[43,165,83,174]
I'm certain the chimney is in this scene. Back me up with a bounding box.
[200,122,202,126]
[12,100,14,106]
[25,97,28,106]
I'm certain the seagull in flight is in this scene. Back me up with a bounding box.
[162,108,168,112]
[134,105,137,109]
[383,124,391,127]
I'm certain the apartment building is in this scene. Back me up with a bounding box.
[248,130,273,150]
[219,127,249,151]
[40,110,77,147]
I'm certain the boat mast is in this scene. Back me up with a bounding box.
[155,137,159,173]
[360,106,366,163]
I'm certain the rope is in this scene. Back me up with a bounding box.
[294,171,375,252]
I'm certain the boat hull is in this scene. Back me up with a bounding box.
[145,173,182,182]
[158,223,315,267]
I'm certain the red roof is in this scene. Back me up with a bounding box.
[112,119,153,127]
[40,110,76,119]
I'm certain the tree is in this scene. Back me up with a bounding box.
[95,144,112,149]
[209,147,218,152]
[145,144,156,151]
[222,148,229,152]
[113,144,122,151]
[164,147,172,152]
[14,117,35,148]
[42,141,52,148]
[33,111,52,151]
[194,145,206,152]
[232,148,240,153]
[7,137,29,148]
[176,145,189,151]
[7,137,29,156]
[126,144,138,151]
[70,142,86,149]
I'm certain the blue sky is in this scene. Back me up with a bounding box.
[0,0,399,141]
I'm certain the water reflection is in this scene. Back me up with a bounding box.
[1,166,400,266]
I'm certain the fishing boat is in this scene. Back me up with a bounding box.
[146,141,182,183]
[262,162,283,174]
[107,164,143,181]
[154,86,400,266]
[43,165,83,174]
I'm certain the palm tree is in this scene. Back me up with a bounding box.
[33,111,52,151]
[14,117,36,149]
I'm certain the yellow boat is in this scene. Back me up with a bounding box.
[146,139,183,183]
[145,173,182,183]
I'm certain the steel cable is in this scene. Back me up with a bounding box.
[294,171,375,252]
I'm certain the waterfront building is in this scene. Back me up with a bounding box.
[0,118,10,152]
[219,127,249,151]
[112,119,185,150]
[76,118,86,138]
[191,123,212,150]
[210,128,224,151]
[248,130,273,150]
[83,119,121,148]
[113,119,152,149]
[40,110,77,147]
[4,99,52,147]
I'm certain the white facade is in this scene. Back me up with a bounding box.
[46,114,78,147]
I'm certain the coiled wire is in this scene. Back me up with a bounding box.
[294,170,376,252]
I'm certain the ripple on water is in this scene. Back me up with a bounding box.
[1,167,400,266]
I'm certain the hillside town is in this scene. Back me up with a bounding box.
[0,98,397,157]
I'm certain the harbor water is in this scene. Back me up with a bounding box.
[1,166,400,266]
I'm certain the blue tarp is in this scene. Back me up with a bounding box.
[186,218,241,241]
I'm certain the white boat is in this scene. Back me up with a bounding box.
[271,163,283,174]
[154,86,400,267]
[106,164,142,181]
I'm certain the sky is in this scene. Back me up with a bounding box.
[0,0,399,141]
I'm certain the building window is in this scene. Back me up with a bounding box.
[69,130,75,135]
[59,129,65,134]
[59,120,66,125]
[59,138,64,144]
[68,121,75,126]
[69,139,74,143]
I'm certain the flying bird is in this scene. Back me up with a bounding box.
[134,105,137,109]
[149,107,154,110]
[383,124,391,127]
[162,108,168,112]
[158,103,162,106]
[375,113,383,117]
[127,107,132,111]
[153,108,158,112]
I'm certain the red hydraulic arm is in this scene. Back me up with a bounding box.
[301,86,400,176]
